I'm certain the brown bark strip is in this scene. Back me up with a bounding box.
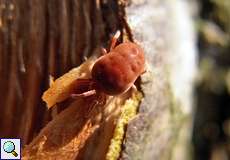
[19,0,46,144]
[0,0,20,137]
[59,0,70,74]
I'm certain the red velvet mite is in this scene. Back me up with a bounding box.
[71,31,145,112]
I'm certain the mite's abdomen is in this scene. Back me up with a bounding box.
[92,42,145,95]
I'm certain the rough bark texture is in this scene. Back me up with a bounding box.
[0,0,197,160]
[120,0,197,159]
[0,0,123,144]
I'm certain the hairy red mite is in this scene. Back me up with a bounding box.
[71,31,145,113]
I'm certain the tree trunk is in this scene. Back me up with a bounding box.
[0,0,197,160]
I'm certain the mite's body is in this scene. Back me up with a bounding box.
[92,42,145,95]
[71,31,145,114]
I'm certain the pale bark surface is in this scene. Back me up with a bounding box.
[121,0,197,159]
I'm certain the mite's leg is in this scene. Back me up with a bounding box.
[131,84,137,91]
[83,56,88,62]
[71,90,96,98]
[84,98,99,118]
[122,18,134,42]
[110,30,121,51]
[85,93,107,118]
[142,70,146,74]
[49,75,55,86]
[70,79,96,98]
[101,47,107,55]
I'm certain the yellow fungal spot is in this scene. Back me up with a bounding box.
[106,91,143,160]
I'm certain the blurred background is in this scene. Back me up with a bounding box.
[0,0,229,159]
[193,0,230,159]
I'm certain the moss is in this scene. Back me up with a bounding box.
[106,91,143,160]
